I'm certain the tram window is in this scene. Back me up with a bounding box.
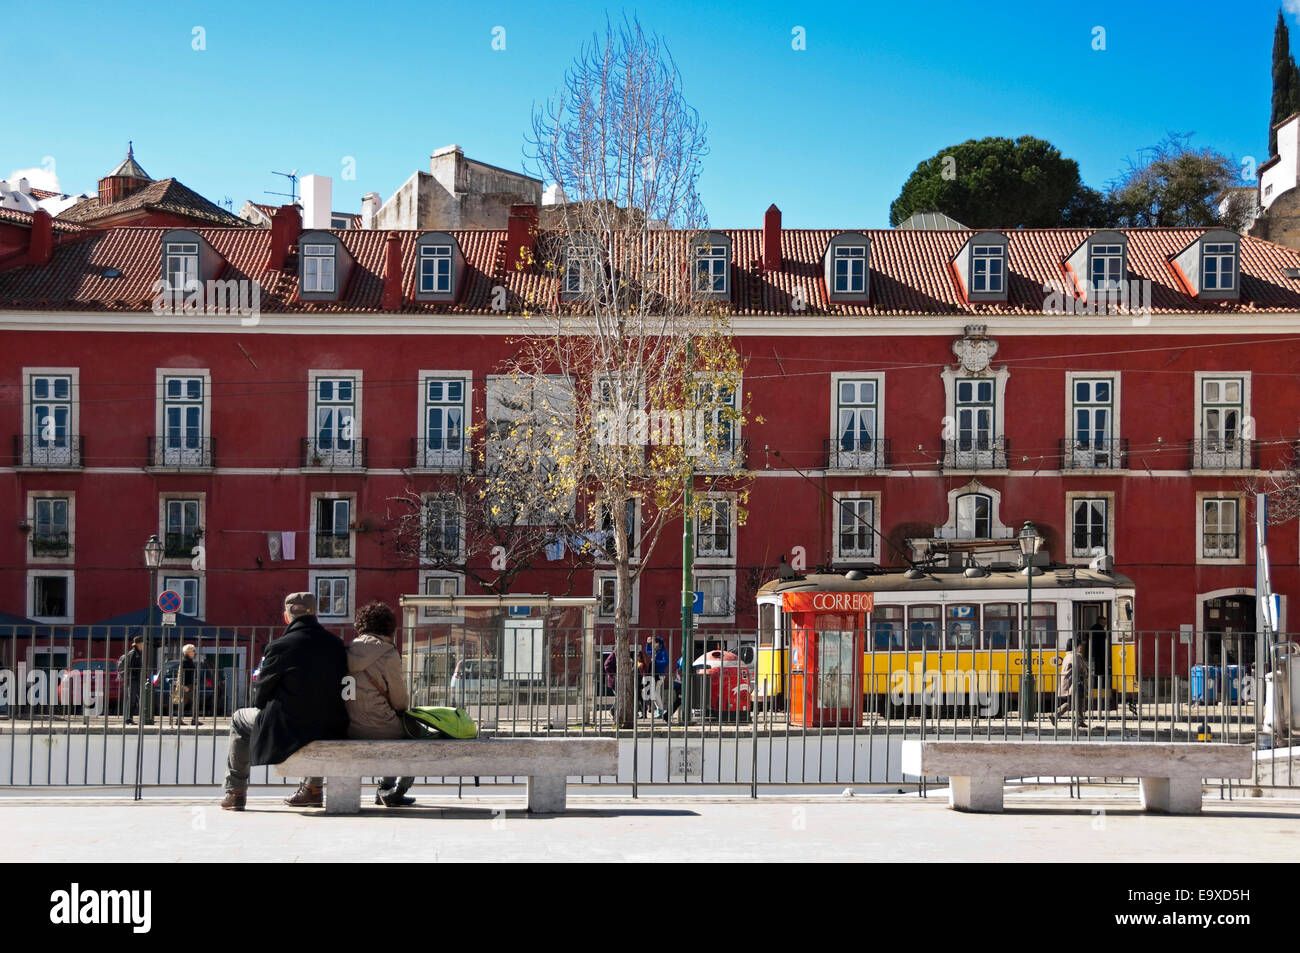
[946,604,978,649]
[1027,603,1058,647]
[871,606,904,650]
[984,603,1018,650]
[759,604,775,647]
[908,606,941,650]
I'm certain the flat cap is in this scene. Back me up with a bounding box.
[284,591,317,617]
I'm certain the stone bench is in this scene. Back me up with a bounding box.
[275,737,619,815]
[901,740,1252,814]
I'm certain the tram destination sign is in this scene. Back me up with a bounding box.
[782,592,874,613]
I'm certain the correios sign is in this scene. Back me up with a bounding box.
[781,592,875,613]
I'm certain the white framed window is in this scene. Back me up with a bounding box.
[310,492,356,565]
[1065,373,1121,468]
[833,492,880,563]
[694,377,741,467]
[1090,244,1123,291]
[310,570,355,620]
[971,245,1004,293]
[564,243,596,295]
[160,575,202,619]
[419,244,452,294]
[956,492,992,539]
[956,378,995,451]
[418,372,469,469]
[28,569,74,623]
[696,494,736,563]
[833,245,866,294]
[695,241,728,294]
[1198,494,1245,564]
[308,370,363,468]
[694,571,735,623]
[1068,495,1111,560]
[485,374,576,524]
[164,242,199,289]
[1194,372,1251,469]
[302,243,336,293]
[422,494,464,563]
[24,368,79,467]
[1202,243,1236,291]
[594,572,640,623]
[28,492,73,563]
[419,571,463,620]
[154,369,211,468]
[159,494,205,565]
[830,373,883,469]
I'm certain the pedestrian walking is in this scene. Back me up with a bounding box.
[118,635,144,724]
[176,643,202,726]
[1051,638,1089,728]
[651,637,669,719]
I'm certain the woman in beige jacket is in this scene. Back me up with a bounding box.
[347,601,415,807]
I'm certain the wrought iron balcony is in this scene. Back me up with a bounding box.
[1189,438,1256,471]
[148,436,215,468]
[30,532,70,558]
[14,434,82,468]
[301,437,368,470]
[941,436,1008,470]
[1059,437,1128,470]
[691,438,749,473]
[824,437,891,471]
[410,438,471,471]
[1202,532,1239,558]
[315,533,353,559]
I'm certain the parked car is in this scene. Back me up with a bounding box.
[151,657,226,716]
[57,659,121,713]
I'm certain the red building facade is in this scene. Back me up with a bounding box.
[1,206,1298,675]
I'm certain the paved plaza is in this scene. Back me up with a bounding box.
[2,787,1297,862]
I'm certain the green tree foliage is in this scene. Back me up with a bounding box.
[1270,10,1300,157]
[1108,133,1249,230]
[889,136,1108,228]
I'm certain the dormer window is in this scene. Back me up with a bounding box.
[1170,230,1239,301]
[691,232,732,299]
[563,243,596,296]
[1090,244,1123,291]
[302,243,336,293]
[1203,243,1236,291]
[419,244,452,294]
[971,245,1004,294]
[164,242,199,289]
[833,245,867,293]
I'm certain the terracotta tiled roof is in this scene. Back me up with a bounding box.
[28,188,63,200]
[2,224,1300,315]
[0,206,88,233]
[57,179,246,227]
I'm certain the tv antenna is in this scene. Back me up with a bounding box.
[266,169,300,204]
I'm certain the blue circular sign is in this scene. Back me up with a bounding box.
[158,590,182,613]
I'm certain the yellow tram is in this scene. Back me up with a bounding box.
[755,567,1138,713]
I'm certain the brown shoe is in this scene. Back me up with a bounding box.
[283,783,324,808]
[221,791,246,811]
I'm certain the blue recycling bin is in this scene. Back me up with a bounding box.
[1191,665,1220,703]
[1223,664,1246,702]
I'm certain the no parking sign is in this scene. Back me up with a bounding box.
[157,590,182,614]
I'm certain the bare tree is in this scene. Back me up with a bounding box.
[486,17,751,727]
[1249,439,1300,525]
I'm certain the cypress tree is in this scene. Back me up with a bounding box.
[1270,10,1300,155]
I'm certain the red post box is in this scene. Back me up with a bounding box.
[783,592,869,728]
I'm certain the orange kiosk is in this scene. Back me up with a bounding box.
[783,591,871,727]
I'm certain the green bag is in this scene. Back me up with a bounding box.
[401,706,478,740]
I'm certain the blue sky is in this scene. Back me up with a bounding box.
[1,0,1292,227]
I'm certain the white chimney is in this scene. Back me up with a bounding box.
[542,184,567,206]
[16,177,30,194]
[301,174,333,229]
[361,191,381,229]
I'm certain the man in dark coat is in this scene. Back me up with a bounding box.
[221,592,348,811]
[118,635,144,724]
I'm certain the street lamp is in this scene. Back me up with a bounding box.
[135,535,164,800]
[1018,521,1042,725]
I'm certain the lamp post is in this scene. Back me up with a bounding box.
[1018,521,1041,725]
[134,535,164,800]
